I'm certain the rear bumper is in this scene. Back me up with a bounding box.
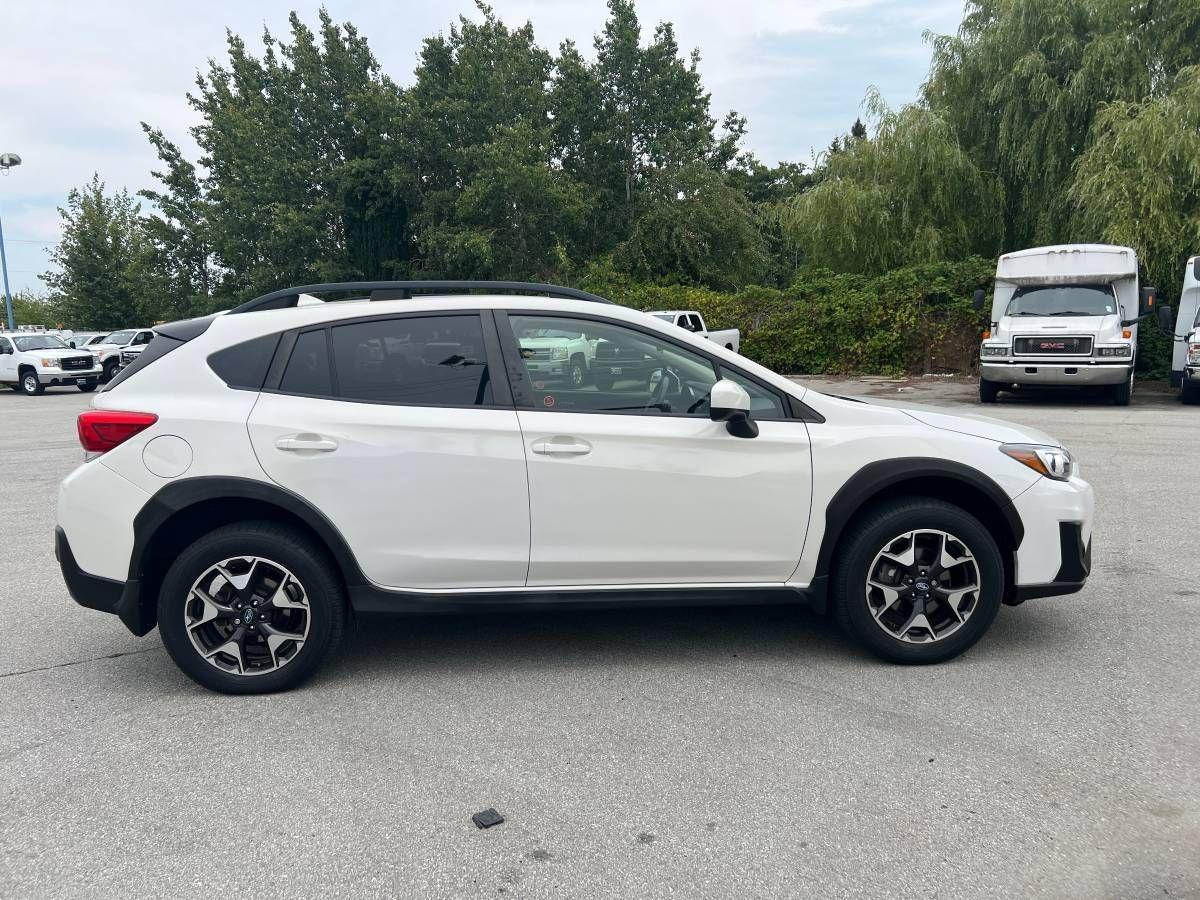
[55,527,150,635]
[981,361,1130,386]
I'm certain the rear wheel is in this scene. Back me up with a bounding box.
[157,522,346,694]
[833,498,1004,664]
[978,378,999,403]
[19,370,44,396]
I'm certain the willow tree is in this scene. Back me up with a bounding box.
[780,92,1002,276]
[1071,67,1200,298]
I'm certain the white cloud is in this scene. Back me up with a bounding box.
[0,0,962,293]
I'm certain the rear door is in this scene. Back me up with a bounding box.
[247,311,530,590]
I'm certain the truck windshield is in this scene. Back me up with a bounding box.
[102,330,135,344]
[13,335,68,351]
[1005,284,1117,317]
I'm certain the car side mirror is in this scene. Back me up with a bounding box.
[709,379,758,438]
[1139,286,1157,317]
[972,288,986,312]
[1157,304,1174,332]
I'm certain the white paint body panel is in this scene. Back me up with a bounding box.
[247,392,530,589]
[57,460,149,581]
[517,410,811,585]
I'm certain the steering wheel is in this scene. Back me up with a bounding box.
[648,366,682,411]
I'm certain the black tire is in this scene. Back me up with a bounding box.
[1112,370,1133,406]
[593,373,614,391]
[978,378,999,403]
[157,521,346,694]
[102,359,120,383]
[1181,377,1199,405]
[568,355,587,388]
[19,370,44,396]
[833,497,1004,664]
[78,378,98,393]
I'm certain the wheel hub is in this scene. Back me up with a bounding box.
[865,529,981,644]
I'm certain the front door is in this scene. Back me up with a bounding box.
[0,338,14,382]
[247,312,530,590]
[500,312,813,587]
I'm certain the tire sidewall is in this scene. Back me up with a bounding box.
[836,500,1004,664]
[157,525,345,694]
[21,372,41,395]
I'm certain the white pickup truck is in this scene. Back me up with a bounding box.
[0,331,103,394]
[89,328,156,382]
[650,310,740,353]
[975,244,1158,405]
[1169,255,1200,404]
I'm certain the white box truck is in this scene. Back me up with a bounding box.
[975,244,1158,405]
[1170,256,1200,404]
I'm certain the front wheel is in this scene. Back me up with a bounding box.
[20,371,44,395]
[157,522,346,694]
[78,378,98,393]
[833,498,1004,664]
[1181,377,1199,405]
[102,359,120,383]
[1112,369,1133,406]
[978,377,999,403]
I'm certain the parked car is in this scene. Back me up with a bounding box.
[0,331,103,394]
[68,332,106,349]
[518,325,596,387]
[57,281,1093,694]
[975,244,1159,405]
[89,328,156,382]
[1169,256,1200,404]
[650,310,740,352]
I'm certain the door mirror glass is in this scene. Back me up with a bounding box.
[1157,304,1175,332]
[972,288,986,312]
[709,378,758,438]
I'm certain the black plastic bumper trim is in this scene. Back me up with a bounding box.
[1008,522,1091,605]
[56,527,151,636]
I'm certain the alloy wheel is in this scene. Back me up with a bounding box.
[865,529,981,644]
[185,556,310,676]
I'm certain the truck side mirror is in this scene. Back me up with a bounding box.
[1157,305,1174,332]
[709,379,758,439]
[1139,287,1157,317]
[972,288,986,312]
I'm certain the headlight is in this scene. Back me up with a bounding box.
[1187,343,1200,365]
[1001,443,1074,481]
[39,358,57,368]
[551,347,568,360]
[980,344,1009,357]
[1096,345,1132,357]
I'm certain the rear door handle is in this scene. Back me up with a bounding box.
[276,434,338,452]
[531,437,592,457]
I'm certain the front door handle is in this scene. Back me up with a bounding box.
[531,437,592,457]
[276,434,338,453]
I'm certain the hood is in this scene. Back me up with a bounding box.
[898,403,1060,446]
[995,313,1127,344]
[33,347,94,360]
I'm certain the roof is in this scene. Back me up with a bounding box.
[997,244,1138,285]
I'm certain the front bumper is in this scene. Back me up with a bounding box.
[1007,474,1095,603]
[55,526,149,634]
[37,365,103,385]
[981,360,1130,386]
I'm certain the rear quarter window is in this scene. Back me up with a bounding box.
[208,333,282,391]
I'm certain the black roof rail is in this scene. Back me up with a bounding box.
[228,280,613,315]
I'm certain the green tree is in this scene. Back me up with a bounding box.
[43,175,148,330]
[781,92,1002,275]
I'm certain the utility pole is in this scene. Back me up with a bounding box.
[0,152,22,331]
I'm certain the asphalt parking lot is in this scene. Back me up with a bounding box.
[1,378,1197,899]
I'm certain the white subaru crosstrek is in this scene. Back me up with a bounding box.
[56,281,1094,694]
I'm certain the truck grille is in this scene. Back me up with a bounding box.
[120,350,139,364]
[1013,336,1093,356]
[60,355,93,370]
[521,347,554,360]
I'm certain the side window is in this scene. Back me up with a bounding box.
[134,331,153,345]
[718,367,786,418]
[279,330,333,396]
[688,314,705,332]
[0,338,11,354]
[508,314,717,415]
[330,315,492,406]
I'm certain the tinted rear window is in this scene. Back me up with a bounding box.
[329,315,492,406]
[279,330,333,396]
[208,333,281,391]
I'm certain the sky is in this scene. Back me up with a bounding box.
[0,0,964,294]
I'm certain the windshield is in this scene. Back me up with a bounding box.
[13,335,69,351]
[102,330,135,344]
[1005,284,1117,317]
[651,314,674,322]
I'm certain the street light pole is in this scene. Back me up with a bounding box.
[0,152,23,332]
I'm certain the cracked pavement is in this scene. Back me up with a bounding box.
[1,379,1198,898]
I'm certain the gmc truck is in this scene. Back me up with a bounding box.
[650,310,740,353]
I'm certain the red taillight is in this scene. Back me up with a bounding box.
[77,410,158,453]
